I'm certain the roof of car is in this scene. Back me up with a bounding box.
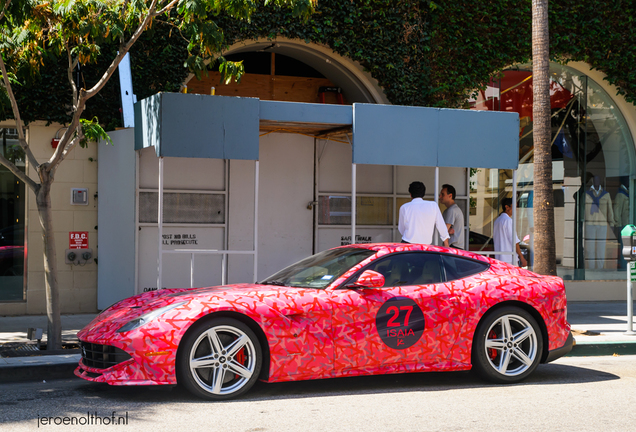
[339,242,490,262]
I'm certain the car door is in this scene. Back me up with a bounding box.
[329,251,464,376]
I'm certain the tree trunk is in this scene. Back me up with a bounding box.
[36,173,62,349]
[532,0,557,275]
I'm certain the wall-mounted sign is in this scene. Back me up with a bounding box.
[69,232,89,249]
[161,233,199,246]
[340,235,373,246]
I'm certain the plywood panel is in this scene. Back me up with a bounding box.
[186,72,346,104]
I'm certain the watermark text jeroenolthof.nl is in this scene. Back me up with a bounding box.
[37,412,129,427]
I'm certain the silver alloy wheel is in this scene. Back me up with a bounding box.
[483,314,538,377]
[189,324,257,396]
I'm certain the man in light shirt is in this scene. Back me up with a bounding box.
[398,181,449,246]
[439,183,465,249]
[493,197,527,266]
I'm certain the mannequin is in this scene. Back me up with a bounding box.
[614,177,630,269]
[585,176,614,269]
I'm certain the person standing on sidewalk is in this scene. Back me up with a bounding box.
[398,181,450,246]
[439,184,465,249]
[493,197,527,266]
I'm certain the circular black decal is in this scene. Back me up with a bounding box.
[376,297,425,350]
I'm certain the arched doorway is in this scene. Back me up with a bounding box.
[470,62,636,282]
[185,38,388,104]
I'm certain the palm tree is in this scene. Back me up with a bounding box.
[532,0,557,275]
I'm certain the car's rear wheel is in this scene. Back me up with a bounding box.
[178,317,262,400]
[472,306,543,383]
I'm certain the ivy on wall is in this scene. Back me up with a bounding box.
[8,0,636,129]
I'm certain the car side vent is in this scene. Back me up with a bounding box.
[80,342,132,370]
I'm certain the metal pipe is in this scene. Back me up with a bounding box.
[628,261,635,335]
[352,163,357,244]
[253,161,259,283]
[157,156,164,291]
[222,254,227,285]
[512,169,518,266]
[435,166,439,245]
[190,253,194,288]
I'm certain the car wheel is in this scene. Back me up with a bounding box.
[178,317,262,400]
[472,306,543,383]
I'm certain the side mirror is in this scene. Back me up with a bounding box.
[348,270,385,288]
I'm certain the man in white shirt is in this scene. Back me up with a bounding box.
[493,198,527,266]
[398,181,450,246]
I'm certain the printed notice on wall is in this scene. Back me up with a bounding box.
[161,233,198,246]
[69,232,89,249]
[340,235,372,246]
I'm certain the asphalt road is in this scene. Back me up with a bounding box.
[1,355,635,432]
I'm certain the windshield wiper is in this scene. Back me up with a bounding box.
[260,280,287,286]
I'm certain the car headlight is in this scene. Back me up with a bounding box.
[117,301,187,333]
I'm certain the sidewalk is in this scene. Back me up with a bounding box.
[0,302,635,383]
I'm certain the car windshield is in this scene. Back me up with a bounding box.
[260,248,376,289]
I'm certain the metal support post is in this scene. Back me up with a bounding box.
[157,156,164,291]
[627,261,635,335]
[435,166,439,245]
[352,163,357,245]
[512,169,518,266]
[253,161,259,283]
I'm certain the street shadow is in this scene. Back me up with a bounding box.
[0,361,620,426]
[75,360,618,404]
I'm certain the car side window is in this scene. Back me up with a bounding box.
[365,253,443,287]
[442,255,489,282]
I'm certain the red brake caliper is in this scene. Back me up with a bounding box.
[488,330,498,360]
[235,348,246,378]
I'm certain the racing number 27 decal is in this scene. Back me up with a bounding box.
[375,297,425,350]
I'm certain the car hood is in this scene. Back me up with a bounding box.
[79,283,323,341]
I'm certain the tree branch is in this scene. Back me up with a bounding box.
[0,151,38,191]
[48,92,87,169]
[60,134,83,162]
[156,0,180,16]
[66,43,78,107]
[85,0,162,100]
[0,51,40,171]
[0,0,11,21]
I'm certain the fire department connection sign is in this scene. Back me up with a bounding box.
[69,232,89,249]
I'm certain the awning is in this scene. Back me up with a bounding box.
[134,93,519,170]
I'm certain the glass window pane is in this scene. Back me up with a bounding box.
[140,192,225,224]
[442,255,489,282]
[0,128,26,301]
[470,63,636,281]
[366,253,442,286]
[318,196,393,225]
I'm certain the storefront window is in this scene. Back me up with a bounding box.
[0,128,26,300]
[470,63,636,280]
[318,195,393,225]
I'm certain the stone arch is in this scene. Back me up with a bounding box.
[185,37,389,104]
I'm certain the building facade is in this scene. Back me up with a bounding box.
[1,38,636,315]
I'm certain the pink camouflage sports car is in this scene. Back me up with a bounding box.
[76,243,573,400]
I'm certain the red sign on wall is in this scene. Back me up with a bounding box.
[69,232,89,249]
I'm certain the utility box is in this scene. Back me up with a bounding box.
[621,225,636,262]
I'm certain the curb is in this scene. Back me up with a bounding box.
[0,362,78,383]
[567,340,636,357]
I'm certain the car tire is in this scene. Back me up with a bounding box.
[177,317,262,400]
[472,306,543,383]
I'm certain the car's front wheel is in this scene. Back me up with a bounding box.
[177,317,262,400]
[472,306,543,383]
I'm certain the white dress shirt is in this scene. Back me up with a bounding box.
[398,198,450,244]
[493,212,519,264]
